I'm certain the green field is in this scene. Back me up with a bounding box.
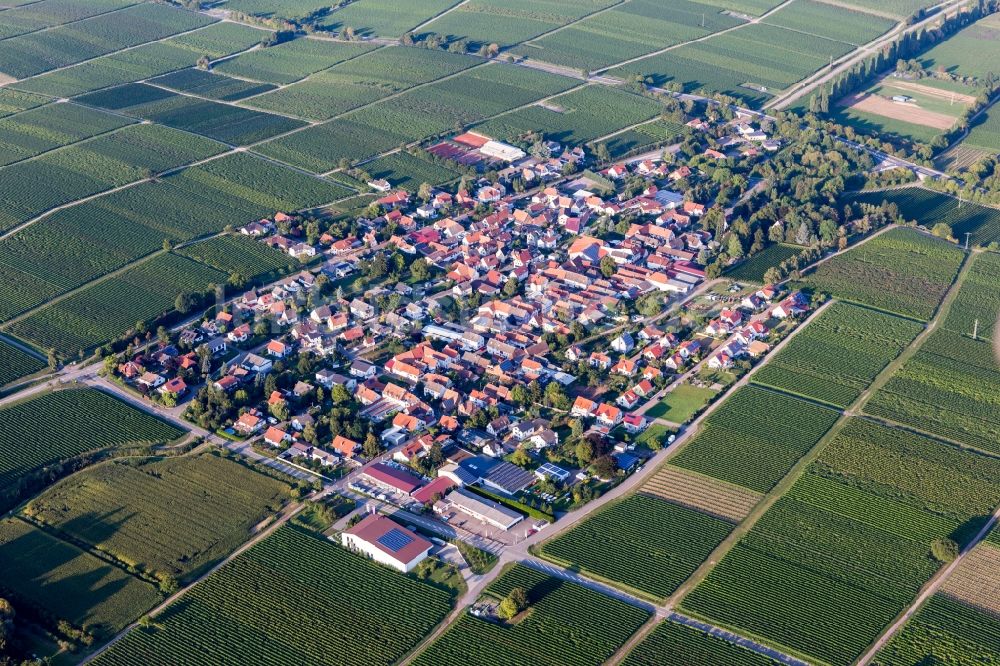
[943,250,1000,341]
[844,188,1000,246]
[0,88,50,118]
[670,385,840,492]
[874,595,1000,665]
[0,388,183,509]
[319,0,463,37]
[0,102,132,167]
[214,37,376,85]
[623,620,779,666]
[7,253,227,358]
[26,454,292,581]
[917,13,1000,80]
[419,0,619,49]
[11,22,269,98]
[92,525,454,666]
[363,150,461,189]
[539,494,733,601]
[148,68,277,102]
[0,0,137,41]
[683,416,1000,666]
[0,3,213,79]
[77,82,305,145]
[725,243,803,282]
[645,383,717,423]
[0,518,161,638]
[595,118,687,159]
[221,0,332,19]
[761,0,894,46]
[831,0,936,18]
[176,234,297,282]
[246,47,478,121]
[511,0,742,71]
[962,100,1000,153]
[413,563,650,666]
[803,227,964,320]
[751,302,923,408]
[0,338,45,386]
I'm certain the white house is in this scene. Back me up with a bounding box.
[341,514,431,573]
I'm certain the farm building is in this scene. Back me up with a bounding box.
[342,514,431,573]
[362,463,424,495]
[434,487,523,531]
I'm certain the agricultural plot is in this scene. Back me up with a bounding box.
[413,563,650,666]
[7,253,226,358]
[642,465,763,523]
[595,118,687,159]
[318,0,463,37]
[12,22,269,98]
[940,543,1000,617]
[0,3,213,80]
[256,62,577,171]
[246,47,478,121]
[77,83,305,145]
[26,454,292,581]
[221,0,339,20]
[364,151,461,189]
[539,494,733,601]
[865,327,1000,454]
[762,0,894,46]
[694,0,784,14]
[149,68,277,102]
[475,84,661,146]
[847,187,1000,246]
[0,337,45,386]
[622,620,779,666]
[684,416,1000,666]
[872,595,1000,666]
[0,0,137,41]
[751,302,922,408]
[0,88,48,118]
[611,22,856,107]
[213,37,376,85]
[645,383,717,423]
[0,388,183,506]
[725,243,802,282]
[419,0,619,49]
[943,250,1000,341]
[917,13,1000,81]
[511,0,742,72]
[829,0,937,18]
[177,233,296,281]
[93,525,453,666]
[0,102,131,167]
[670,385,839,492]
[963,99,1000,153]
[803,227,964,320]
[0,518,161,638]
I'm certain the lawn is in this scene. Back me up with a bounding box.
[645,383,716,423]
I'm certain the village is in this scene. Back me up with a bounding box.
[97,108,815,564]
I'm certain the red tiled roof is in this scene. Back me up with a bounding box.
[344,514,431,565]
[364,463,423,494]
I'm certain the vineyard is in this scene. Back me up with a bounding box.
[670,385,839,492]
[0,102,131,167]
[751,302,922,408]
[364,151,461,189]
[246,47,478,121]
[595,118,687,160]
[177,234,297,282]
[0,88,48,118]
[149,68,277,102]
[872,595,1000,665]
[539,494,733,601]
[845,187,1000,246]
[412,563,650,666]
[474,84,661,146]
[0,338,45,386]
[77,82,306,145]
[511,0,741,71]
[317,0,462,37]
[940,543,1000,617]
[7,253,227,357]
[0,388,183,505]
[214,38,376,85]
[725,243,802,283]
[93,525,453,666]
[915,12,1000,81]
[622,620,779,666]
[942,250,1000,340]
[0,518,161,638]
[761,0,894,46]
[964,100,1000,152]
[802,227,964,320]
[0,3,213,79]
[865,328,1000,454]
[26,454,291,581]
[641,465,763,523]
[0,0,135,41]
[12,22,268,98]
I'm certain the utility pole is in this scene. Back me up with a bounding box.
[965,232,971,250]
[973,318,979,341]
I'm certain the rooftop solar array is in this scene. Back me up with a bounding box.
[377,528,414,553]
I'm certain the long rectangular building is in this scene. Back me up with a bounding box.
[434,487,523,531]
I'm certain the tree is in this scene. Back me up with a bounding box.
[510,448,532,468]
[599,255,617,278]
[503,277,520,298]
[330,384,352,404]
[418,181,434,202]
[931,222,954,240]
[497,586,529,620]
[763,267,782,285]
[592,454,617,479]
[363,432,380,459]
[175,292,197,314]
[411,258,430,282]
[575,439,594,465]
[930,538,959,563]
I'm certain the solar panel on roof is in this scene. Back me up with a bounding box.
[377,528,413,553]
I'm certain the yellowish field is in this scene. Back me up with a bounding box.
[940,542,1000,617]
[641,464,763,523]
[843,92,958,130]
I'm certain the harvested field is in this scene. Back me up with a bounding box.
[888,79,977,105]
[940,543,1000,618]
[842,93,957,130]
[641,464,763,522]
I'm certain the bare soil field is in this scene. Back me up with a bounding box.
[887,79,977,104]
[842,92,957,129]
